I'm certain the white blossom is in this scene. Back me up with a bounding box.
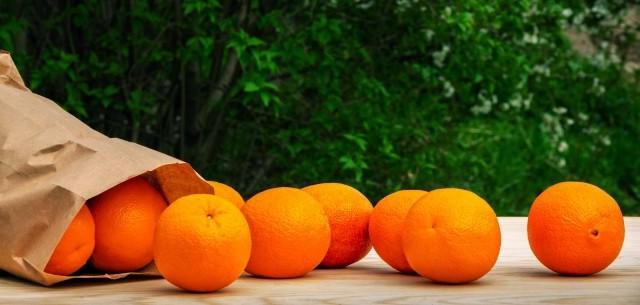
[585,126,599,135]
[532,64,551,76]
[508,93,532,110]
[440,77,455,98]
[553,107,567,115]
[471,92,497,115]
[395,0,412,12]
[432,45,450,68]
[572,12,585,26]
[523,32,540,44]
[610,53,621,64]
[444,6,452,17]
[590,1,610,17]
[558,141,569,153]
[523,94,533,110]
[558,158,567,168]
[578,112,589,121]
[422,29,435,41]
[471,101,492,115]
[356,0,374,10]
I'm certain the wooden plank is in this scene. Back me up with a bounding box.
[0,217,638,304]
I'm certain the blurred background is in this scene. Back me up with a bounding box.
[1,1,638,215]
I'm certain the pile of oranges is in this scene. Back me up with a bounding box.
[46,176,625,292]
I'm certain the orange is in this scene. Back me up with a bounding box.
[402,188,501,284]
[154,194,251,292]
[369,190,427,273]
[528,181,625,275]
[89,176,167,273]
[207,181,245,208]
[302,183,373,268]
[45,205,95,276]
[242,187,330,278]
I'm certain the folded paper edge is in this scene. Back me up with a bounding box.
[0,51,30,91]
[22,256,160,286]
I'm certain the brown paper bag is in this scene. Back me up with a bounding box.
[0,51,188,285]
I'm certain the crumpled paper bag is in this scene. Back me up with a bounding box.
[0,51,187,285]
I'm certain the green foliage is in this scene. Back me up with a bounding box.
[1,0,638,215]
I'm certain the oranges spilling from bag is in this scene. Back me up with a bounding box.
[369,190,427,273]
[154,194,251,292]
[402,188,502,283]
[242,187,331,278]
[44,205,95,276]
[43,174,627,292]
[528,181,625,275]
[89,177,167,272]
[302,183,373,268]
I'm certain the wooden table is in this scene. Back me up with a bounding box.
[0,217,638,304]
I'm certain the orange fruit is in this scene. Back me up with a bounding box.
[207,181,245,208]
[302,183,373,268]
[45,205,95,276]
[369,190,427,273]
[154,194,251,292]
[242,187,330,278]
[528,181,625,275]
[89,176,167,273]
[402,188,501,284]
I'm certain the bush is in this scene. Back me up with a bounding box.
[1,0,638,214]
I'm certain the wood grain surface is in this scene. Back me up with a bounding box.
[0,217,638,305]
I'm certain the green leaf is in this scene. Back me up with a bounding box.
[259,92,271,106]
[343,133,367,151]
[243,81,260,92]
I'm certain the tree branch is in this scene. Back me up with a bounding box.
[195,0,249,129]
